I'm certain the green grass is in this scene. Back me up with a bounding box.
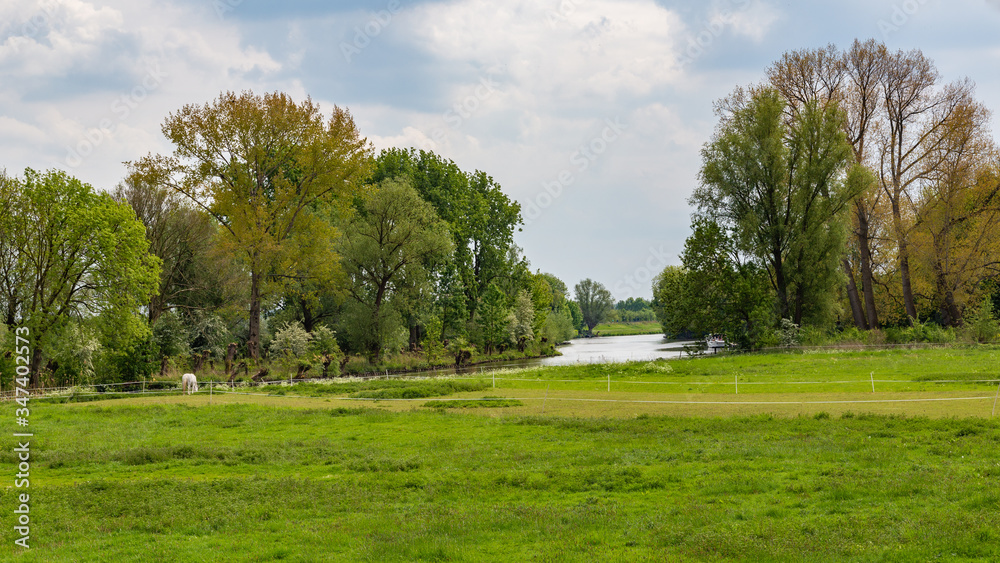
[422,397,524,409]
[472,347,1000,395]
[588,321,662,336]
[2,401,999,561]
[6,347,1000,560]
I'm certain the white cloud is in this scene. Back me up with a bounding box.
[0,0,124,77]
[404,0,685,109]
[0,0,289,189]
[709,0,781,43]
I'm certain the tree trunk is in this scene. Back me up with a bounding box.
[300,297,315,333]
[248,269,261,360]
[30,346,44,389]
[225,342,237,376]
[772,249,789,320]
[843,258,867,329]
[855,203,879,329]
[934,260,962,327]
[890,200,918,321]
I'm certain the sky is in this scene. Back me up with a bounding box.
[3,0,1000,301]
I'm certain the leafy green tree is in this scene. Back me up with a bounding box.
[567,300,584,334]
[655,217,775,349]
[695,87,857,326]
[575,279,614,334]
[477,284,510,355]
[4,169,160,386]
[370,149,523,319]
[128,91,372,359]
[339,179,452,361]
[112,178,232,324]
[528,273,553,337]
[508,290,536,352]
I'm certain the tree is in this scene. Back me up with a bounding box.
[3,169,160,386]
[112,178,238,325]
[879,51,975,321]
[339,179,452,361]
[370,149,523,320]
[768,40,888,329]
[127,91,372,359]
[575,279,613,334]
[694,87,858,326]
[477,283,510,355]
[654,218,775,348]
[508,289,535,352]
[910,100,1000,326]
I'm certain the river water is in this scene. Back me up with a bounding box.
[416,333,693,377]
[531,333,692,366]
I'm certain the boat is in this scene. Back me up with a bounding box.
[706,335,727,353]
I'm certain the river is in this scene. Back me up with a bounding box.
[410,334,694,377]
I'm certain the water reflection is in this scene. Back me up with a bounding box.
[410,334,693,377]
[536,334,692,366]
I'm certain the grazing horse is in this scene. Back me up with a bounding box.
[181,373,199,395]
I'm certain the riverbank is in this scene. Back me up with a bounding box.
[585,321,662,337]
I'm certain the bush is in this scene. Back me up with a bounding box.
[884,320,955,344]
[778,319,801,348]
[960,297,999,343]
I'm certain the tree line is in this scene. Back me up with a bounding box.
[655,39,1000,348]
[1,91,623,387]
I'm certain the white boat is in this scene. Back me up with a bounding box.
[706,335,727,352]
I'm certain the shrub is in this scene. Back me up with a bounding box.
[961,297,999,343]
[778,319,801,348]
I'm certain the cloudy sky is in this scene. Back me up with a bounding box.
[3,0,1000,300]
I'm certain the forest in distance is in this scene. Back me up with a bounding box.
[3,38,1000,388]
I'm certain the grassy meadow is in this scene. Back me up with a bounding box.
[588,321,663,336]
[3,347,1000,561]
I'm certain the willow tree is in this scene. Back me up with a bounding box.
[128,91,372,359]
[694,87,860,325]
[339,179,452,361]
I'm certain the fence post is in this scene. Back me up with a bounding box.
[992,379,999,418]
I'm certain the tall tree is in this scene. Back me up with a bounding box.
[879,50,973,321]
[4,169,160,386]
[910,98,1000,325]
[768,39,888,329]
[339,179,452,361]
[127,91,371,359]
[695,87,858,325]
[370,148,522,319]
[112,178,235,325]
[575,278,613,333]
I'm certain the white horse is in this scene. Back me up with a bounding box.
[181,373,199,395]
